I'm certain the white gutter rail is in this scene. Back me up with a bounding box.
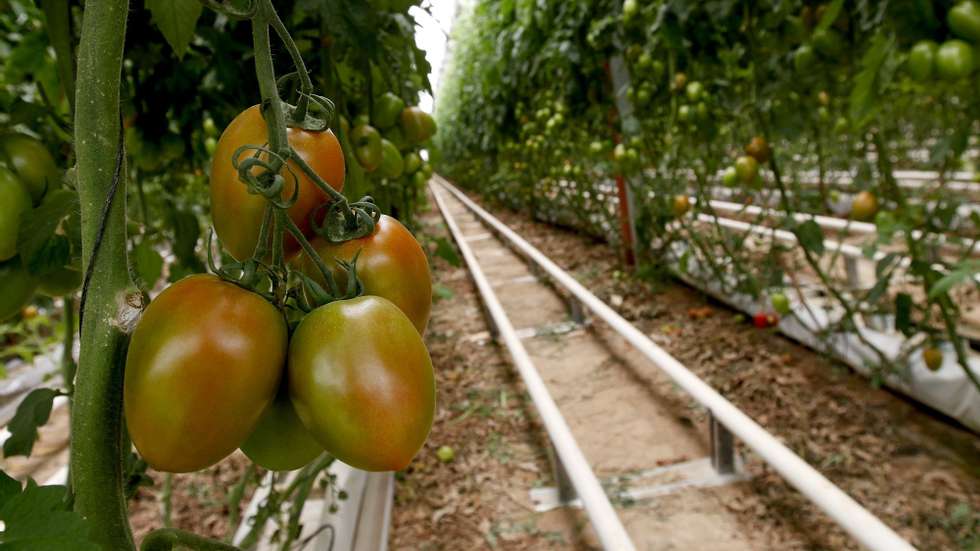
[430,183,637,551]
[434,176,915,551]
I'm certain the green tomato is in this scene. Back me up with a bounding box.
[771,293,791,316]
[0,167,31,261]
[722,166,738,187]
[735,156,759,184]
[403,152,422,174]
[678,104,692,122]
[0,258,36,321]
[812,28,844,58]
[436,445,455,462]
[379,139,404,179]
[373,92,406,129]
[685,81,704,102]
[907,40,938,81]
[204,136,217,155]
[936,40,975,80]
[0,133,59,204]
[241,384,324,471]
[589,141,603,154]
[794,44,817,73]
[352,124,383,172]
[202,117,218,137]
[949,1,980,42]
[38,265,82,297]
[623,0,639,22]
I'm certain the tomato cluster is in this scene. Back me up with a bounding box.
[907,1,980,82]
[125,109,436,473]
[347,97,436,190]
[0,133,78,321]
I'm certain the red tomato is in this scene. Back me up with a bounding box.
[293,215,432,333]
[210,105,345,261]
[753,312,777,328]
[288,296,435,472]
[124,275,287,472]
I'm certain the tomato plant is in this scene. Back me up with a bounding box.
[288,296,435,472]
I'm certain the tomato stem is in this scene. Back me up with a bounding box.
[140,528,242,551]
[72,0,136,548]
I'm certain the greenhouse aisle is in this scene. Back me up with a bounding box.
[388,184,980,550]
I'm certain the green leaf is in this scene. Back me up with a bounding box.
[433,236,461,267]
[2,388,59,458]
[814,0,844,33]
[16,189,77,276]
[433,283,454,302]
[0,475,100,550]
[133,241,164,289]
[895,293,912,335]
[793,220,825,255]
[849,32,895,130]
[145,0,203,59]
[928,261,980,300]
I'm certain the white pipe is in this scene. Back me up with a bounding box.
[434,176,915,551]
[430,182,637,551]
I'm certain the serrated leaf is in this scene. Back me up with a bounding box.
[793,220,825,255]
[0,476,100,550]
[133,241,163,289]
[433,236,461,267]
[146,0,203,59]
[2,388,59,458]
[16,189,77,276]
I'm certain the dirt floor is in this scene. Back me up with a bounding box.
[432,187,980,550]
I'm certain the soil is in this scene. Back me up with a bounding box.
[128,452,259,543]
[443,186,980,550]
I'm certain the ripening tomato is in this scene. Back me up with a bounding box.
[735,156,759,184]
[922,347,944,371]
[210,105,345,261]
[850,191,878,221]
[745,136,770,163]
[241,383,324,471]
[124,275,287,473]
[399,107,436,144]
[0,133,59,204]
[936,40,974,80]
[0,259,36,321]
[294,214,431,333]
[288,296,436,472]
[0,167,31,262]
[908,40,938,81]
[672,194,691,217]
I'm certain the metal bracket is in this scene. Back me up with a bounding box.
[546,442,577,504]
[709,412,735,475]
[844,256,861,289]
